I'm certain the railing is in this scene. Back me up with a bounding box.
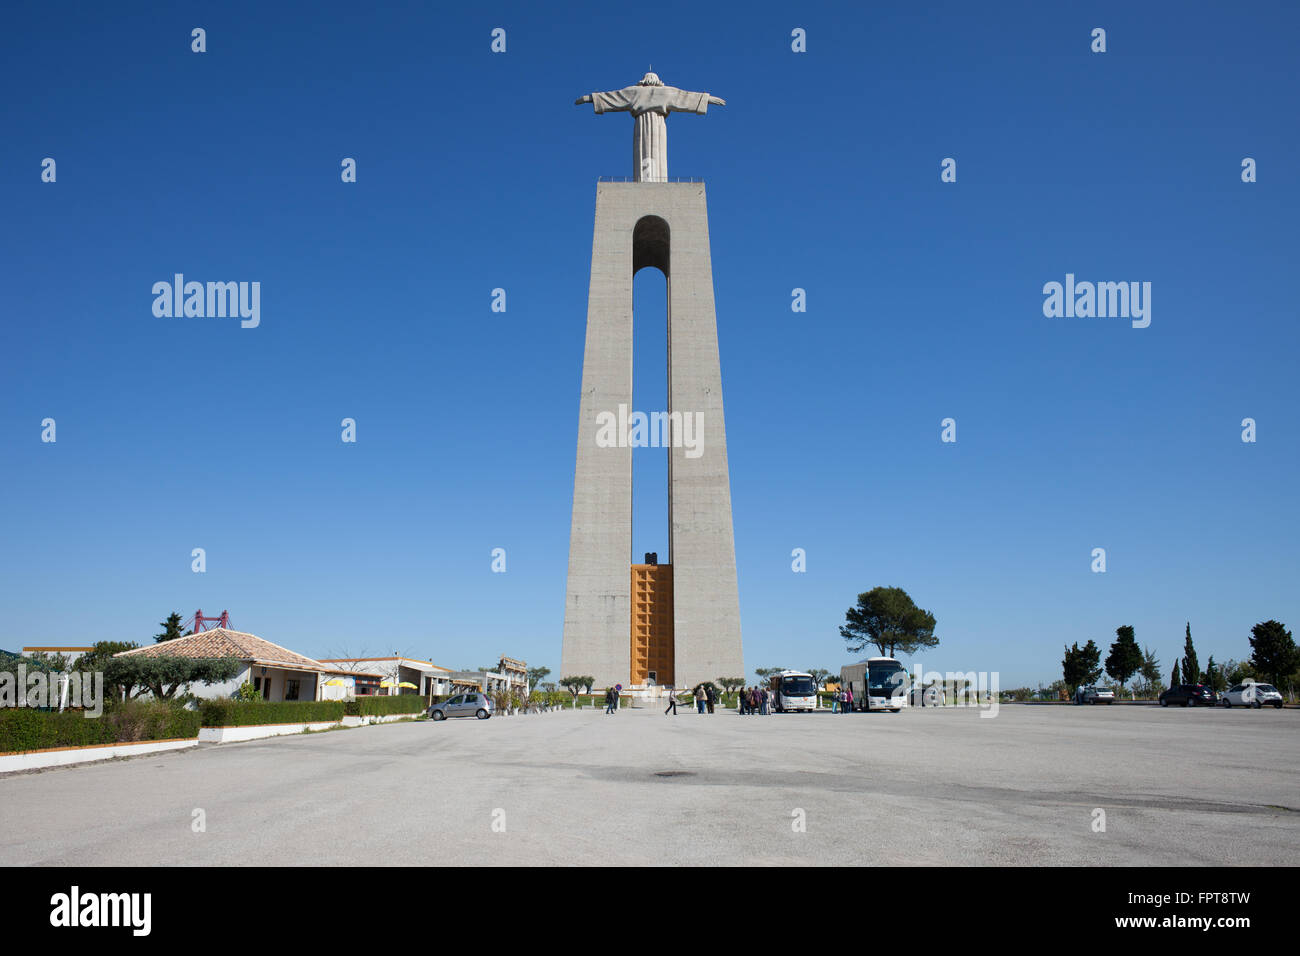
[596,176,706,183]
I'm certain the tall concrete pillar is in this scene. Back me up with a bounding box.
[561,182,743,691]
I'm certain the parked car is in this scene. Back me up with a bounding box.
[1076,685,1115,704]
[1220,681,1284,709]
[1158,684,1217,707]
[428,692,493,720]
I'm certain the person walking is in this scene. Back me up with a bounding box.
[705,683,715,714]
[611,684,621,714]
[664,686,677,715]
[604,686,614,714]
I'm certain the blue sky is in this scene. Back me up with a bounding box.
[2,1,1297,687]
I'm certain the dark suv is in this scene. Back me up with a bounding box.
[1158,684,1217,707]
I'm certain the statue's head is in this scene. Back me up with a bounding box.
[638,72,663,87]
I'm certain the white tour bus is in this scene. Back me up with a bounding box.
[768,670,820,712]
[839,657,908,712]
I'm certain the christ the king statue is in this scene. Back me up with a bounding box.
[575,72,725,182]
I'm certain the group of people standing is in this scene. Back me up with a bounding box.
[648,683,863,715]
[657,682,851,716]
[603,685,621,714]
[737,685,771,715]
[662,684,721,715]
[661,684,784,715]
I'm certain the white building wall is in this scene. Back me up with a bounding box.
[184,664,250,701]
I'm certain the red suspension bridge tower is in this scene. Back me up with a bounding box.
[184,609,230,634]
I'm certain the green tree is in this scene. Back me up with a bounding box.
[1182,623,1199,686]
[526,666,551,688]
[1079,639,1102,686]
[1104,626,1144,690]
[105,655,240,699]
[1062,641,1102,694]
[1249,620,1298,687]
[839,586,938,658]
[16,650,72,673]
[155,612,187,643]
[559,675,594,704]
[1223,658,1255,685]
[1062,643,1086,693]
[1203,655,1226,692]
[754,667,784,684]
[1171,658,1181,686]
[72,641,143,701]
[1138,646,1162,694]
[716,676,745,694]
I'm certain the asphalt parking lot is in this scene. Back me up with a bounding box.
[2,703,1296,866]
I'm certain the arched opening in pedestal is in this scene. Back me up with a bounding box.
[630,214,674,687]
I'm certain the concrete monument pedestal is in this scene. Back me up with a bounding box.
[561,81,743,691]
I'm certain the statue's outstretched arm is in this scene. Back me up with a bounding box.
[575,94,592,105]
[708,95,725,106]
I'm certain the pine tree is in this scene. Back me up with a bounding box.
[1078,639,1103,686]
[1171,658,1181,687]
[1062,643,1084,692]
[1183,623,1200,685]
[1105,625,1144,690]
[1139,646,1162,691]
[1249,620,1299,687]
[155,611,187,643]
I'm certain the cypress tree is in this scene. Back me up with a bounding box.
[1183,623,1200,684]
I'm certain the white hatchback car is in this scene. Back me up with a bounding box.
[1220,681,1284,709]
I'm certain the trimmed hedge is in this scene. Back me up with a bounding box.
[198,699,345,727]
[0,701,201,754]
[1,709,115,753]
[107,702,201,742]
[344,695,427,717]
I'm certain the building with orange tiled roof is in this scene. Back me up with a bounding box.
[115,627,331,702]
